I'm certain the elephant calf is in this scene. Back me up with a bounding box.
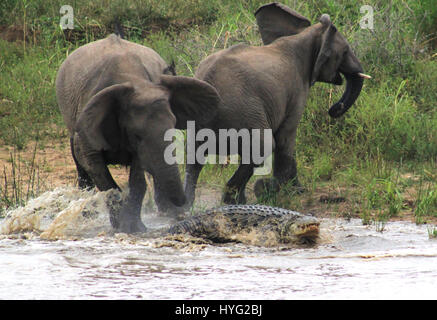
[178,2,371,208]
[56,34,220,233]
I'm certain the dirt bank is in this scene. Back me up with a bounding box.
[0,137,435,225]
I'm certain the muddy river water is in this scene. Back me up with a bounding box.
[1,187,436,299]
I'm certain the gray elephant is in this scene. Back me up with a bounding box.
[177,3,371,208]
[56,34,220,233]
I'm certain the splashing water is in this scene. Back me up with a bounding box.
[1,187,437,299]
[1,187,123,239]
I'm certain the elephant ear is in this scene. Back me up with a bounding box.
[160,75,220,129]
[76,82,133,151]
[311,14,343,86]
[255,2,311,45]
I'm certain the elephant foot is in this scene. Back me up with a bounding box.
[287,185,306,194]
[222,187,247,205]
[289,176,305,190]
[184,192,195,210]
[254,177,306,201]
[154,189,187,221]
[156,201,186,221]
[118,216,147,234]
[111,203,147,234]
[77,173,95,189]
[283,177,306,195]
[254,178,280,201]
[159,207,186,221]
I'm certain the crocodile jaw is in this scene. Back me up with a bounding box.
[288,217,320,241]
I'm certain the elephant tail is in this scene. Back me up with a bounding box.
[113,18,124,39]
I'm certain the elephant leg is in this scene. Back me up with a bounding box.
[153,178,185,219]
[84,152,120,191]
[70,137,94,189]
[73,133,119,191]
[274,150,301,186]
[272,119,304,188]
[254,151,304,197]
[222,163,254,204]
[254,112,305,200]
[117,158,147,233]
[183,162,204,208]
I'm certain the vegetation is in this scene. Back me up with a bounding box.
[0,0,436,226]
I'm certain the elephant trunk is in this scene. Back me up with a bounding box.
[328,72,364,118]
[138,136,186,207]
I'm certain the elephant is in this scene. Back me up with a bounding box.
[173,2,371,209]
[55,34,220,233]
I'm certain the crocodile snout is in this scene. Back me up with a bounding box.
[289,216,320,240]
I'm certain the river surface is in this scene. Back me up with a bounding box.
[1,187,436,299]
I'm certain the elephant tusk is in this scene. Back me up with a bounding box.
[357,73,372,79]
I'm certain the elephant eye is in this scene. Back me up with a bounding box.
[343,48,349,58]
[150,99,167,110]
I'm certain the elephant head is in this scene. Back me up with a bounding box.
[255,2,371,118]
[75,75,220,207]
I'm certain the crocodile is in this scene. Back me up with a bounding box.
[167,205,320,245]
[105,189,319,245]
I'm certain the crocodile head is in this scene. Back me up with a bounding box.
[280,215,320,244]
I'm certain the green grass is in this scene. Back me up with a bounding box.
[428,225,437,239]
[0,0,436,223]
[0,143,42,215]
[415,181,437,224]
